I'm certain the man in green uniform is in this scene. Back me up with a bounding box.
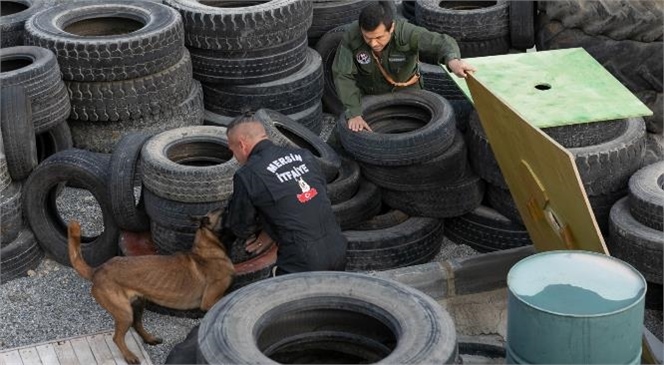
[332,1,476,132]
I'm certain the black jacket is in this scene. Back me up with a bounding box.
[221,140,347,273]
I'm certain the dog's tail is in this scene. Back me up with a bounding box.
[68,220,93,281]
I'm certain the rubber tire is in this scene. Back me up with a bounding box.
[509,1,536,50]
[66,49,193,122]
[0,85,37,180]
[458,36,510,58]
[359,131,467,191]
[22,149,119,267]
[628,161,664,231]
[535,16,663,93]
[202,48,324,117]
[538,0,663,42]
[315,24,350,116]
[353,208,410,231]
[0,46,71,133]
[260,108,340,182]
[198,272,458,364]
[25,0,185,82]
[332,180,382,231]
[163,0,312,51]
[338,89,456,166]
[420,62,466,101]
[36,121,73,164]
[327,158,361,205]
[635,90,663,134]
[608,197,663,284]
[308,0,369,40]
[1,182,23,246]
[69,79,205,154]
[141,126,239,203]
[383,171,485,218]
[0,0,46,48]
[415,0,509,41]
[109,133,151,232]
[0,229,44,284]
[444,205,532,253]
[0,144,10,192]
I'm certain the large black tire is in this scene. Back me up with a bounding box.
[141,126,239,203]
[628,161,664,231]
[0,46,70,133]
[0,229,44,284]
[66,49,193,122]
[338,89,456,166]
[416,0,509,41]
[189,34,308,86]
[332,180,382,230]
[0,85,37,180]
[315,24,349,116]
[109,133,151,232]
[1,182,23,246]
[69,79,204,153]
[345,217,444,271]
[360,131,467,191]
[308,0,370,41]
[444,205,532,253]
[25,0,185,82]
[538,0,663,42]
[458,36,510,58]
[383,171,484,218]
[22,149,119,268]
[608,197,663,284]
[420,62,466,101]
[0,144,10,192]
[0,0,46,48]
[36,121,72,163]
[635,90,662,134]
[353,208,410,231]
[509,1,536,50]
[468,114,647,195]
[203,48,323,117]
[164,0,312,51]
[259,109,340,181]
[536,16,663,93]
[198,272,458,365]
[326,158,361,205]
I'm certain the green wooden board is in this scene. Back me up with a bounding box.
[445,48,653,128]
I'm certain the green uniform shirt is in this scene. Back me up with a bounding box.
[332,20,461,119]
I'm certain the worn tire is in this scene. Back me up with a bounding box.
[420,62,466,101]
[444,205,532,252]
[0,46,70,133]
[25,0,185,82]
[635,90,662,134]
[628,161,664,231]
[1,183,23,246]
[315,24,349,116]
[332,180,382,230]
[69,79,204,153]
[338,89,456,166]
[203,48,323,117]
[22,149,119,267]
[0,0,46,48]
[198,272,458,364]
[327,158,361,205]
[0,229,43,284]
[509,1,536,50]
[36,121,72,163]
[353,208,410,231]
[309,0,370,41]
[67,49,193,122]
[141,126,239,203]
[416,0,509,41]
[538,0,663,42]
[608,197,663,284]
[109,133,151,232]
[0,85,37,180]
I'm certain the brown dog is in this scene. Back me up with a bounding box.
[68,209,234,364]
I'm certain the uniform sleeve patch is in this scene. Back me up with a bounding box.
[356,51,371,65]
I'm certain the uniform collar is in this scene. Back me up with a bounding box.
[248,138,273,158]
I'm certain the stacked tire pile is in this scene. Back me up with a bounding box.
[536,0,663,135]
[24,0,204,153]
[308,0,374,47]
[608,161,664,309]
[0,0,48,48]
[164,0,325,133]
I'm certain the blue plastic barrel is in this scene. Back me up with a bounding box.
[506,250,646,364]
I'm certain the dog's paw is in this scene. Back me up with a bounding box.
[146,337,163,346]
[125,354,141,364]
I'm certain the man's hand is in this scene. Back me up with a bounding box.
[245,230,274,254]
[347,116,372,132]
[447,59,477,78]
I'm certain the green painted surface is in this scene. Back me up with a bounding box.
[445,48,653,128]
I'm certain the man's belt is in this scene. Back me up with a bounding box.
[371,50,420,87]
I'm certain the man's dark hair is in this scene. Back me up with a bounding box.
[359,2,394,32]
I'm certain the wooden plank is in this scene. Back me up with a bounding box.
[34,344,58,365]
[466,73,607,254]
[52,340,80,365]
[104,333,128,365]
[127,330,153,365]
[18,348,42,365]
[70,337,96,365]
[0,350,23,365]
[87,334,116,365]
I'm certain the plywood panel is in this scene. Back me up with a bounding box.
[52,341,79,365]
[0,351,23,365]
[87,334,116,365]
[35,344,58,365]
[18,348,42,365]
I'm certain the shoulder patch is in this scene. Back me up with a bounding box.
[355,51,371,65]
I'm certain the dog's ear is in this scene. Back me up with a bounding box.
[189,214,202,223]
[199,215,211,228]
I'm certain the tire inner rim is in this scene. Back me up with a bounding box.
[1,56,34,73]
[0,1,29,16]
[166,141,233,166]
[439,1,497,10]
[365,103,432,134]
[63,15,146,36]
[199,1,270,8]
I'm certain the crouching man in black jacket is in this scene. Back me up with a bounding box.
[219,114,347,276]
